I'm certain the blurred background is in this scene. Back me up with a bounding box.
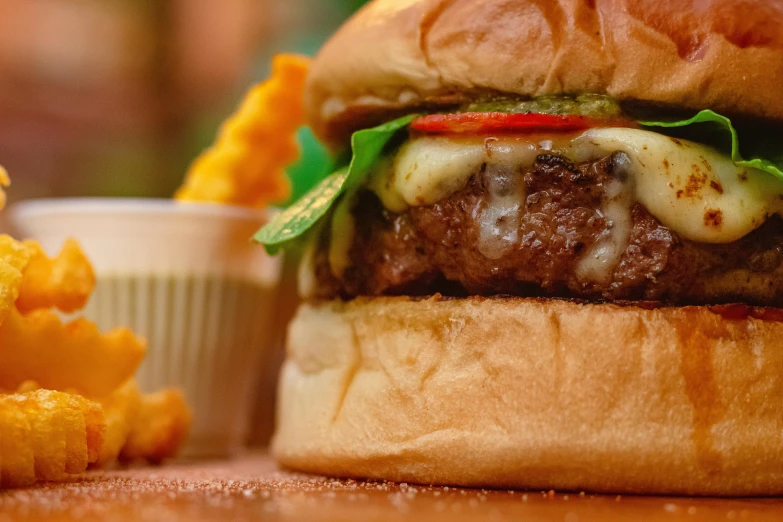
[0,0,368,207]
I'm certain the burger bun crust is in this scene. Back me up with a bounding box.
[305,0,783,144]
[273,296,783,496]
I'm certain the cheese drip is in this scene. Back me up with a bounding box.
[477,159,526,261]
[575,153,634,284]
[369,129,783,244]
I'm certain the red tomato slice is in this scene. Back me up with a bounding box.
[410,112,631,134]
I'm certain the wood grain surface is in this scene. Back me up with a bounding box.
[1,454,782,521]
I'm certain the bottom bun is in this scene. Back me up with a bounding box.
[272,296,783,496]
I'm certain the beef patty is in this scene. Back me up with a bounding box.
[311,152,783,306]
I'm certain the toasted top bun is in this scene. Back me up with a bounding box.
[305,0,783,144]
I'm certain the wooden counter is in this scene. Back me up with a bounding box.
[1,454,782,521]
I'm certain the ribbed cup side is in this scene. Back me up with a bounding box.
[82,275,276,458]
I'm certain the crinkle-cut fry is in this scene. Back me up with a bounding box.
[0,165,9,210]
[95,383,191,466]
[16,239,96,315]
[0,235,31,325]
[0,396,35,488]
[0,390,105,488]
[94,380,141,466]
[7,391,103,479]
[175,53,310,208]
[120,388,191,464]
[16,393,66,481]
[0,235,29,273]
[0,308,146,398]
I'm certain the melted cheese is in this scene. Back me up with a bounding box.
[374,137,541,213]
[381,138,486,212]
[573,129,780,244]
[370,129,783,245]
[476,162,526,260]
[575,156,634,284]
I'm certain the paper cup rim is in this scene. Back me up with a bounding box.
[10,198,274,223]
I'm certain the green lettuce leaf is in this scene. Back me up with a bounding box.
[254,114,417,254]
[640,110,783,179]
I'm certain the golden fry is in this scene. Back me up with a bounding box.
[0,235,31,325]
[16,239,96,315]
[176,54,310,207]
[18,392,67,481]
[0,390,105,488]
[0,397,35,488]
[121,388,191,464]
[94,380,141,466]
[96,382,191,466]
[0,226,189,487]
[0,178,190,487]
[0,235,29,273]
[0,308,146,398]
[0,235,95,318]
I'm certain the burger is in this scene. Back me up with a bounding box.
[256,0,783,495]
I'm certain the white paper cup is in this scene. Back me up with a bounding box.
[10,198,283,458]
